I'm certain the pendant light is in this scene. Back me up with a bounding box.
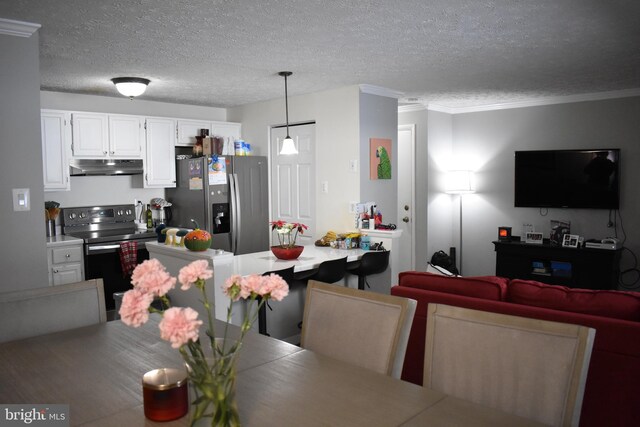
[278,71,298,155]
[111,77,150,99]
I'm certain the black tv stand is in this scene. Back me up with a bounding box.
[493,240,622,290]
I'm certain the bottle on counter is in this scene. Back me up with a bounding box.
[146,204,153,229]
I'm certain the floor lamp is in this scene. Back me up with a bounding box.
[446,170,475,275]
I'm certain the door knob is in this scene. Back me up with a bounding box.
[404,205,410,211]
[402,216,409,223]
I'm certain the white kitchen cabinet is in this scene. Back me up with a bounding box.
[144,117,176,188]
[211,121,242,155]
[41,110,71,191]
[108,114,144,158]
[71,112,143,159]
[71,112,109,157]
[176,119,211,146]
[176,119,242,155]
[47,240,84,286]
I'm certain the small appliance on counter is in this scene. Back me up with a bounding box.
[150,198,172,227]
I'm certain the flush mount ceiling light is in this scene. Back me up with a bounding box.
[111,77,150,99]
[278,71,298,155]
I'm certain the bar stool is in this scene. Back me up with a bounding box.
[258,266,295,336]
[346,250,390,290]
[294,257,348,285]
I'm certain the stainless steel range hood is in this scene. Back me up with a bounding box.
[69,159,144,176]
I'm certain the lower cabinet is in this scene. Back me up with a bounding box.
[47,242,84,286]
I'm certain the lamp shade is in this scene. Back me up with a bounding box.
[445,170,475,194]
[280,136,297,155]
[111,77,150,98]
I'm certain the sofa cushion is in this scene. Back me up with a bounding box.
[508,279,640,322]
[398,271,508,301]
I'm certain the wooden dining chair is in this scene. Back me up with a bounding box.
[0,279,107,343]
[423,303,595,427]
[301,280,416,379]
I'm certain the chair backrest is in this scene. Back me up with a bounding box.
[262,266,295,284]
[301,280,416,378]
[0,279,107,343]
[424,303,595,427]
[314,256,347,283]
[358,250,390,275]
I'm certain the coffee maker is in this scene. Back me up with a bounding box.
[150,198,172,227]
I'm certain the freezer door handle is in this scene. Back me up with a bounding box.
[229,173,238,254]
[233,173,241,253]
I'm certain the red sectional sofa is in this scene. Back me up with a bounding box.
[391,271,640,427]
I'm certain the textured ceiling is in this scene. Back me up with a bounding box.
[1,0,639,108]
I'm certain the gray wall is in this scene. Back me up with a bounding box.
[359,93,398,224]
[0,32,49,291]
[453,96,640,286]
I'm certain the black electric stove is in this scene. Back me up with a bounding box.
[61,204,158,312]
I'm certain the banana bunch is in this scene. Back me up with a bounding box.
[315,230,337,247]
[340,232,361,239]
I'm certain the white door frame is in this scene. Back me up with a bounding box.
[398,124,416,269]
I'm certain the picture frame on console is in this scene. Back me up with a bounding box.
[525,231,544,244]
[562,234,580,248]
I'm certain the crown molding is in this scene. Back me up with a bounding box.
[398,104,427,113]
[359,84,404,99]
[426,88,640,114]
[0,18,41,37]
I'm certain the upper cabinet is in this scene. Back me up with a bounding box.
[144,118,176,188]
[177,119,241,154]
[108,115,144,157]
[41,110,71,191]
[71,112,143,158]
[70,112,108,157]
[176,119,211,146]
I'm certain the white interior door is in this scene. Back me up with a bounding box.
[397,125,416,270]
[270,124,316,246]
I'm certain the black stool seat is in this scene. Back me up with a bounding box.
[258,266,295,336]
[346,250,390,290]
[294,256,348,285]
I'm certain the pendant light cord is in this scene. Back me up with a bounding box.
[284,73,290,137]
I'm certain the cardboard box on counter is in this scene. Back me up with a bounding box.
[202,137,213,155]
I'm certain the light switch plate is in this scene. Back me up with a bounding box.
[349,159,358,172]
[321,181,329,193]
[12,188,30,211]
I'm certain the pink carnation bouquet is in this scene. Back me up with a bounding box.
[119,258,288,426]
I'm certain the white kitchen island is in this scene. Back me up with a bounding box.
[146,243,390,342]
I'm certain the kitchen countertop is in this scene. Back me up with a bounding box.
[146,241,234,261]
[233,245,365,276]
[46,234,83,247]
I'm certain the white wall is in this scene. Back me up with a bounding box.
[0,31,49,291]
[41,91,229,211]
[453,96,640,284]
[227,85,362,236]
[41,91,227,120]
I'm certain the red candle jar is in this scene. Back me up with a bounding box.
[142,368,188,421]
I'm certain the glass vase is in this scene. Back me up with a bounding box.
[186,341,241,427]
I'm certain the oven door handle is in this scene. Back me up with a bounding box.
[88,244,121,252]
[86,239,154,254]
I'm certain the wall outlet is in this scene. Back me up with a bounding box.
[321,181,329,193]
[349,159,358,172]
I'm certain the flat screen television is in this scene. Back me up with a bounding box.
[514,149,620,209]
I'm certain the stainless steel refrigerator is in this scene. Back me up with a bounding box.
[166,156,269,255]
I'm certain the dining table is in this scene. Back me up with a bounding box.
[0,316,544,426]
